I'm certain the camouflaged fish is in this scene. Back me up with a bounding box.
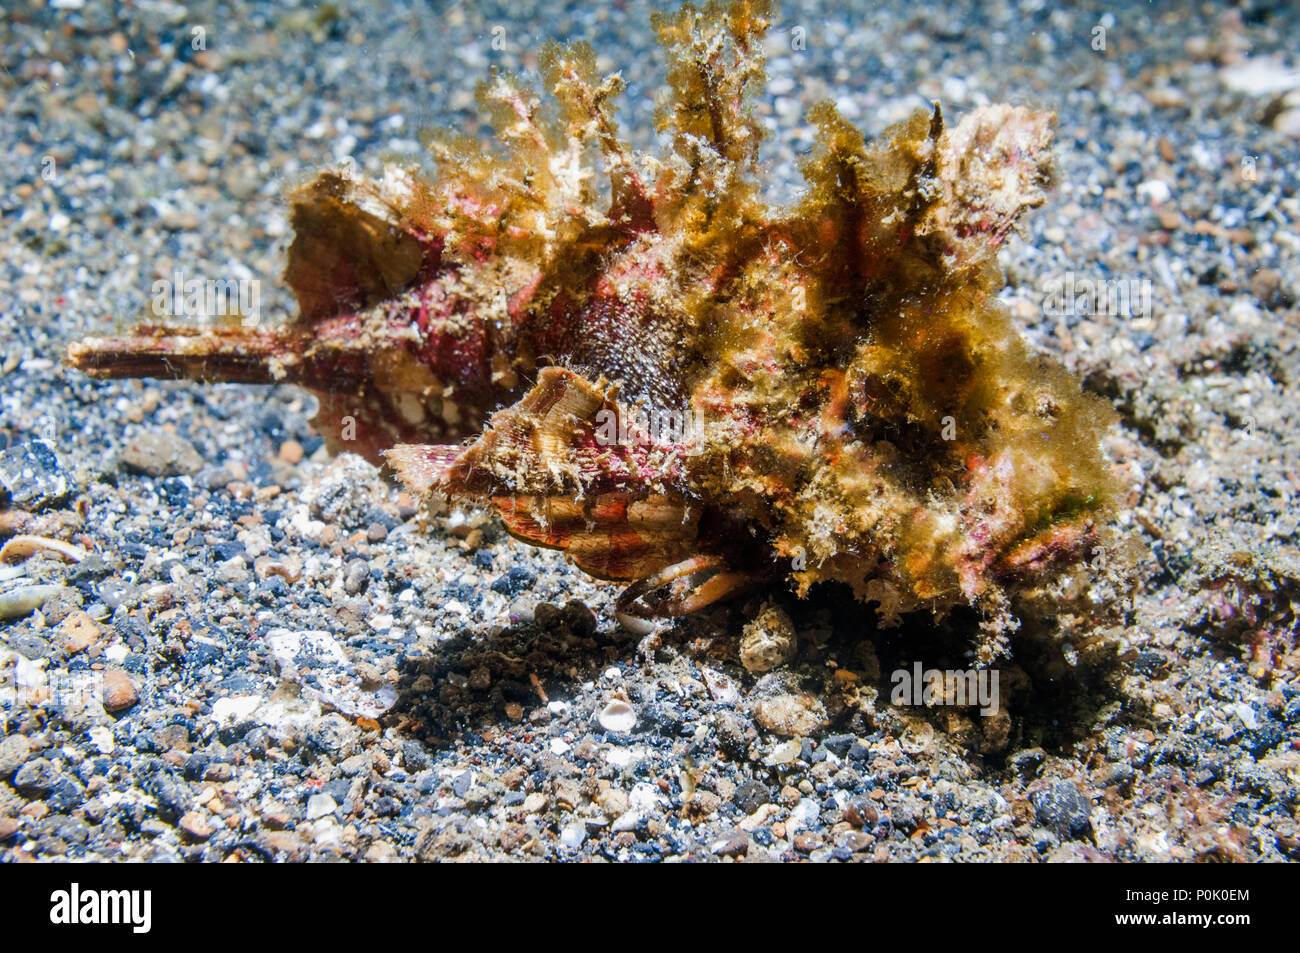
[67,0,1116,659]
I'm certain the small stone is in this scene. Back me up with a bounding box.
[0,817,18,840]
[506,599,534,625]
[205,465,237,490]
[278,440,304,464]
[1137,178,1172,204]
[364,841,398,862]
[44,775,85,813]
[1250,268,1290,309]
[178,811,213,841]
[1274,105,1300,138]
[344,559,370,595]
[0,734,32,777]
[499,824,528,851]
[563,599,598,636]
[150,774,192,821]
[732,780,772,815]
[254,557,300,583]
[215,556,250,585]
[450,770,474,798]
[711,829,749,857]
[14,758,59,796]
[306,793,339,820]
[1098,764,1134,788]
[1156,205,1183,231]
[821,734,856,758]
[38,589,82,627]
[837,829,873,853]
[491,567,537,597]
[211,695,261,726]
[1220,58,1300,96]
[682,791,722,820]
[521,793,548,814]
[338,753,370,776]
[118,431,203,477]
[87,726,115,755]
[101,669,138,711]
[843,798,879,828]
[264,831,304,856]
[611,809,641,833]
[754,693,827,737]
[597,788,630,820]
[55,610,100,654]
[1032,780,1092,840]
[793,831,823,852]
[365,521,388,542]
[0,440,75,512]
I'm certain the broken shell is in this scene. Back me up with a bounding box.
[0,584,66,620]
[616,610,659,636]
[0,535,87,564]
[597,699,638,733]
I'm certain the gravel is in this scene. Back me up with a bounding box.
[1,0,1299,862]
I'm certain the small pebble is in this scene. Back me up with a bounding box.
[118,431,203,477]
[178,811,214,841]
[306,793,339,820]
[100,669,138,712]
[278,440,304,464]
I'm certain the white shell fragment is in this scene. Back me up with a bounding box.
[0,584,65,620]
[597,699,637,733]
